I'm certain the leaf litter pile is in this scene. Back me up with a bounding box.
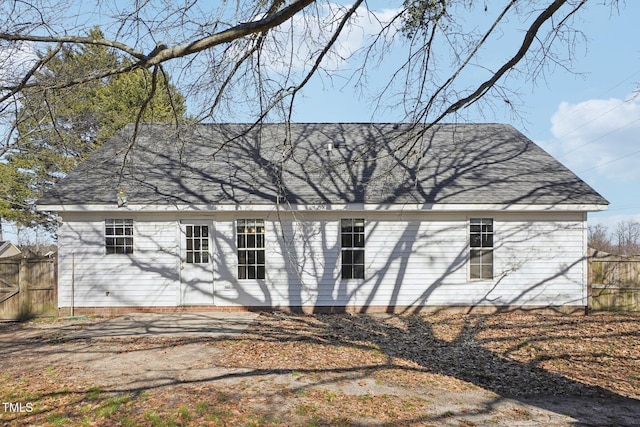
[1,312,639,426]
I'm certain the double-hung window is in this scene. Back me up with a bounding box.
[185,225,209,264]
[237,219,265,279]
[470,218,493,279]
[341,218,365,279]
[105,219,134,254]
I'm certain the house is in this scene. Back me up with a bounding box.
[0,241,21,258]
[37,123,608,315]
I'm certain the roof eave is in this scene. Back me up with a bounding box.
[38,202,609,214]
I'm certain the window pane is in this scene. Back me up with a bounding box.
[470,249,481,264]
[256,234,264,248]
[238,235,245,248]
[202,252,209,263]
[482,234,493,247]
[353,249,364,264]
[202,226,209,237]
[194,227,200,238]
[354,219,364,232]
[238,266,246,279]
[341,219,352,233]
[354,234,364,247]
[247,234,256,248]
[343,250,353,264]
[238,250,247,264]
[482,250,493,265]
[257,250,265,264]
[248,266,256,279]
[342,234,352,248]
[257,266,265,279]
[481,265,493,279]
[470,264,480,279]
[470,235,482,248]
[194,240,201,250]
[353,265,364,279]
[186,226,192,238]
[194,252,201,264]
[342,267,353,279]
[187,252,193,263]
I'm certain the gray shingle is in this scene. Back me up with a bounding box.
[37,123,608,208]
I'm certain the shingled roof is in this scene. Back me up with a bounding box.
[37,122,608,209]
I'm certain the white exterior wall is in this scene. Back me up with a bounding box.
[57,213,180,308]
[56,210,587,310]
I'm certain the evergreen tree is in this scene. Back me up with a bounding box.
[1,27,186,230]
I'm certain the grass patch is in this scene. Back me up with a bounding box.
[144,410,178,427]
[45,413,71,426]
[96,393,131,418]
[115,415,139,427]
[44,365,57,377]
[85,386,102,401]
[214,390,229,402]
[177,405,193,421]
[245,413,282,426]
[321,389,339,403]
[206,409,233,423]
[195,401,210,415]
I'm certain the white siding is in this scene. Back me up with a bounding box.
[57,213,179,307]
[57,210,587,309]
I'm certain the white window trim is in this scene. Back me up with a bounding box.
[469,217,494,281]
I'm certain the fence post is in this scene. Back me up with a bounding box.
[585,251,595,314]
[18,257,30,319]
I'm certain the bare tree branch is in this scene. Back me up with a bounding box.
[434,0,587,122]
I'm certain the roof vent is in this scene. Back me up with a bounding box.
[326,143,333,155]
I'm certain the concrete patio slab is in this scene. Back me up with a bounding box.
[65,311,260,339]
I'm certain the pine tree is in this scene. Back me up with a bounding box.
[1,27,186,230]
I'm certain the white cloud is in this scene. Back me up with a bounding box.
[545,95,640,182]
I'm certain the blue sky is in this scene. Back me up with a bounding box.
[2,1,639,243]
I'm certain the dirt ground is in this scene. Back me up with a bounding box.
[1,311,640,426]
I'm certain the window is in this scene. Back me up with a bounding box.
[237,219,265,279]
[470,218,493,279]
[341,218,365,279]
[185,225,209,264]
[105,219,133,254]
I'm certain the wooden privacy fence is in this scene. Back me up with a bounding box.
[588,249,640,312]
[0,256,57,320]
